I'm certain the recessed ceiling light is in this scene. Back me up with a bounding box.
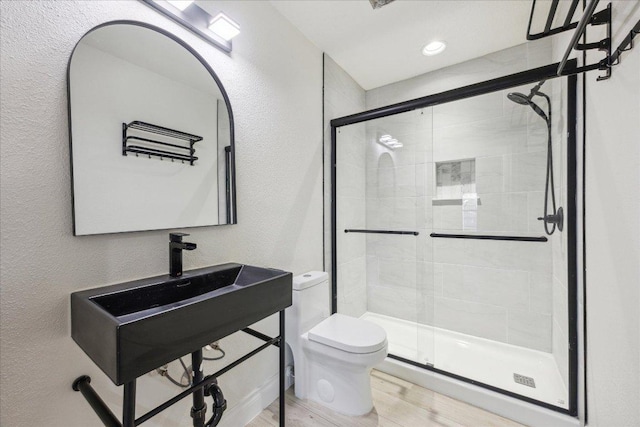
[422,40,446,56]
[166,0,193,11]
[208,12,241,41]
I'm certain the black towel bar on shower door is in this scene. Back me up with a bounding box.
[344,229,419,236]
[430,233,548,242]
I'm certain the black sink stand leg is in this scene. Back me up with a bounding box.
[123,380,136,427]
[191,349,207,427]
[279,310,285,427]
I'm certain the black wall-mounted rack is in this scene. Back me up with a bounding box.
[123,121,202,165]
[527,0,581,41]
[528,0,639,81]
[605,19,640,71]
[430,233,548,243]
[344,229,419,236]
[557,1,612,80]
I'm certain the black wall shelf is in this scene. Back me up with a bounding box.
[122,121,202,165]
[527,0,581,41]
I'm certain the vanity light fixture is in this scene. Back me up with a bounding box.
[166,0,193,11]
[422,40,446,56]
[143,0,238,53]
[378,134,403,150]
[208,13,241,41]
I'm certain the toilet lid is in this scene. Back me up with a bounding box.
[308,314,387,354]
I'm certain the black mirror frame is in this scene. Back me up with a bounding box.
[67,20,237,235]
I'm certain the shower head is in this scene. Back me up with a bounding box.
[507,80,546,105]
[507,92,534,105]
[369,0,396,9]
[507,81,549,122]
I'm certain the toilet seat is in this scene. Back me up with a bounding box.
[308,313,387,354]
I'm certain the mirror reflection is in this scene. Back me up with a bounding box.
[69,22,235,235]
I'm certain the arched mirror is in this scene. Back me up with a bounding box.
[68,21,236,235]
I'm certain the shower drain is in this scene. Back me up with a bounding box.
[513,373,536,388]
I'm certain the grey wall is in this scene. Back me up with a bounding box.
[324,55,367,318]
[0,1,322,426]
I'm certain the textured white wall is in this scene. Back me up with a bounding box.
[583,2,640,425]
[0,1,322,426]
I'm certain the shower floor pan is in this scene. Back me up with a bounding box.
[361,312,568,410]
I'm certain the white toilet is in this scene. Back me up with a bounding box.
[285,271,388,416]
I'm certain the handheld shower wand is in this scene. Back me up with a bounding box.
[507,81,563,235]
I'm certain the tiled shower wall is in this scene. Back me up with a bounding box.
[365,108,432,325]
[323,55,367,318]
[331,38,569,354]
[363,38,560,353]
[364,88,556,352]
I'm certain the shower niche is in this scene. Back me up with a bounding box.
[434,159,476,201]
[332,67,577,414]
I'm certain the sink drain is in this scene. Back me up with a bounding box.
[513,373,536,388]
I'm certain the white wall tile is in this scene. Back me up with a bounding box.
[552,276,569,335]
[336,164,365,198]
[530,272,553,315]
[527,191,545,233]
[434,297,508,343]
[366,233,416,261]
[553,318,569,388]
[504,150,547,192]
[433,91,504,129]
[476,155,504,194]
[433,116,528,162]
[433,203,463,230]
[476,192,529,233]
[336,196,365,230]
[442,264,529,311]
[336,123,366,168]
[434,239,552,274]
[379,258,417,289]
[336,225,365,264]
[337,256,367,318]
[507,310,552,352]
[368,284,417,322]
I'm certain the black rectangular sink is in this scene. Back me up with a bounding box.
[71,263,292,385]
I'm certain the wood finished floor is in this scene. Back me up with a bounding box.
[247,370,526,427]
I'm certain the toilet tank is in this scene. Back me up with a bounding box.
[287,271,330,337]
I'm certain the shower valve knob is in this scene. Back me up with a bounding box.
[537,207,564,232]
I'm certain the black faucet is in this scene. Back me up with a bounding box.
[169,233,197,277]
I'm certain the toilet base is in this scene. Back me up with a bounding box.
[305,365,375,416]
[297,335,388,416]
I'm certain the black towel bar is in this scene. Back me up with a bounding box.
[430,233,548,242]
[344,229,419,236]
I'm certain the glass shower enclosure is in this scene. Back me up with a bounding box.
[331,66,577,414]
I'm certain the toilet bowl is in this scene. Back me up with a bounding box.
[285,272,388,416]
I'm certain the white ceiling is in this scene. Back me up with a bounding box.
[270,0,533,90]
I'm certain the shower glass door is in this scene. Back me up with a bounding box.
[333,70,575,414]
[334,107,434,367]
[427,79,570,409]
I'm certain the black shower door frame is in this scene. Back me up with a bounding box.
[330,61,579,416]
